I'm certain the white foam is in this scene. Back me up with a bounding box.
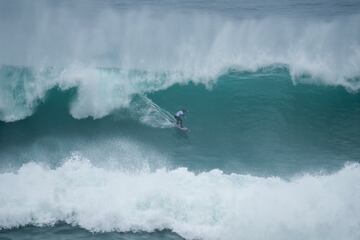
[0,155,359,240]
[0,65,58,122]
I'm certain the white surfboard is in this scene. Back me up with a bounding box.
[175,125,189,131]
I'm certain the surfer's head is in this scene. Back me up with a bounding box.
[182,108,188,113]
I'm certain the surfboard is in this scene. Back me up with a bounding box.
[175,125,189,131]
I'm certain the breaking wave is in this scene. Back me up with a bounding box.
[1,8,360,122]
[0,155,359,240]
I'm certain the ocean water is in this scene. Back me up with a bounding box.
[1,1,360,240]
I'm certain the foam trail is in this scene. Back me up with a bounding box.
[0,155,359,240]
[134,95,175,128]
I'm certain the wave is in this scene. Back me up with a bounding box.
[1,8,360,123]
[0,155,359,240]
[1,62,360,123]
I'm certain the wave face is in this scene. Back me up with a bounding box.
[0,156,359,240]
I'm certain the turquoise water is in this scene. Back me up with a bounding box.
[1,67,359,175]
[1,1,360,240]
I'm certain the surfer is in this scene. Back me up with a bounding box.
[174,109,187,128]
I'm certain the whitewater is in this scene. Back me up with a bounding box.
[1,155,359,240]
[0,0,360,240]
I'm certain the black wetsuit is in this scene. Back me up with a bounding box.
[174,115,183,127]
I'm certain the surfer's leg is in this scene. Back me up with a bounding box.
[175,116,180,126]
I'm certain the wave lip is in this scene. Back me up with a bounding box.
[0,155,359,240]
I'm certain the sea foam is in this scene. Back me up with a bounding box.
[0,155,359,240]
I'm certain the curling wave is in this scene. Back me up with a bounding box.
[1,9,360,122]
[1,62,360,123]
